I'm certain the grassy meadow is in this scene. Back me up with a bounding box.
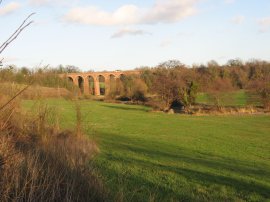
[195,90,261,107]
[23,99,270,202]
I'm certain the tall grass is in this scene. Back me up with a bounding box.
[0,88,106,201]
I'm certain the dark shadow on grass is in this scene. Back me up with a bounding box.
[107,140,270,179]
[96,161,204,202]
[101,104,150,112]
[106,154,270,200]
[96,132,270,200]
[101,134,270,179]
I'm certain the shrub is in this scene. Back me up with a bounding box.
[0,93,107,202]
[130,79,148,102]
[248,75,270,110]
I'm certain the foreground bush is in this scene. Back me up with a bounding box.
[0,95,106,202]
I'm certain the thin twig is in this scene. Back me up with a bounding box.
[0,84,32,112]
[0,13,35,50]
[0,13,35,55]
[0,151,21,167]
[1,107,15,130]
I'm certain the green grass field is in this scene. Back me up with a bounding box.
[196,90,261,107]
[23,99,270,202]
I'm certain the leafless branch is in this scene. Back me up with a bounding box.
[0,83,32,112]
[0,13,35,55]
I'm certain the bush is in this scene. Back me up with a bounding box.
[248,75,270,110]
[106,76,148,102]
[0,66,76,92]
[0,93,107,202]
[130,78,148,102]
[132,91,147,102]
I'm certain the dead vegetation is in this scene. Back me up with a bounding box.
[0,82,72,99]
[182,105,268,116]
[0,89,107,202]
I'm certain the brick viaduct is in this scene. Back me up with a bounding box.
[62,70,140,96]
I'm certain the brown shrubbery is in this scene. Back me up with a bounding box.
[0,66,76,90]
[2,59,270,114]
[103,59,270,113]
[106,75,148,103]
[137,59,270,112]
[0,82,72,99]
[150,66,199,111]
[248,75,270,110]
[0,93,106,202]
[205,77,235,110]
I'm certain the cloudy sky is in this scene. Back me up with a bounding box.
[0,0,270,71]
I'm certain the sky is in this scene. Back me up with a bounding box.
[0,0,270,71]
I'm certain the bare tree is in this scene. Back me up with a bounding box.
[0,0,35,64]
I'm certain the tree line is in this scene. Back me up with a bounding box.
[107,59,270,110]
[0,59,269,110]
[0,64,80,91]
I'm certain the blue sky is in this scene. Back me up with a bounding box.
[0,0,270,71]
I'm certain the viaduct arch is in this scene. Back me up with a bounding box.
[61,70,140,96]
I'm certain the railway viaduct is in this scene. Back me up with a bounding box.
[62,70,140,96]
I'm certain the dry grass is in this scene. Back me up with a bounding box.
[0,91,107,202]
[188,105,268,116]
[0,82,72,99]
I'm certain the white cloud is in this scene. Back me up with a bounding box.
[111,28,151,38]
[230,15,245,24]
[258,17,270,27]
[64,0,200,26]
[142,0,198,24]
[65,5,140,26]
[258,17,270,32]
[0,2,21,16]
